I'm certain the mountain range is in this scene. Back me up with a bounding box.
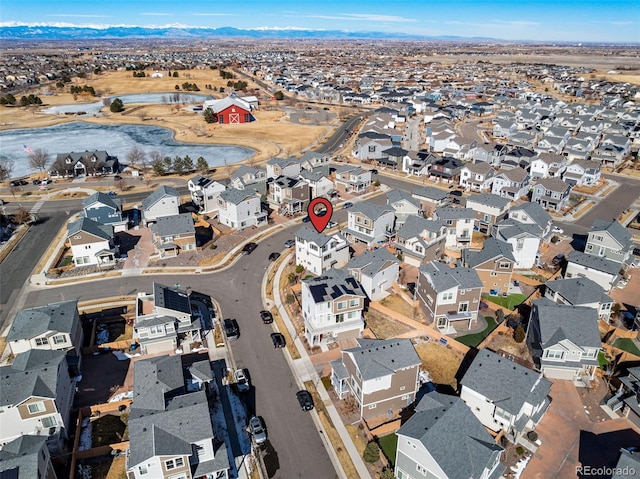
[0,25,497,41]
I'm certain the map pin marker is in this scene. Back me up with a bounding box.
[308,197,333,233]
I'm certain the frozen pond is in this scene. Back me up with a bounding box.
[41,92,213,116]
[1,122,253,178]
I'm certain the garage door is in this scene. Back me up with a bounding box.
[144,339,174,355]
[403,255,421,268]
[543,366,575,380]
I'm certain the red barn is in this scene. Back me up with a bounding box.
[203,95,254,124]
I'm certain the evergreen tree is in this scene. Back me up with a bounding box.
[110,98,124,112]
[196,157,209,173]
[183,155,194,172]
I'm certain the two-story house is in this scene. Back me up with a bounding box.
[395,393,504,479]
[465,193,511,233]
[394,216,447,267]
[492,220,544,270]
[544,277,614,323]
[49,150,119,178]
[411,186,450,216]
[330,338,420,420]
[527,298,601,385]
[0,350,76,453]
[459,161,496,192]
[416,261,483,334]
[346,248,400,301]
[298,170,333,199]
[428,156,464,185]
[141,186,180,226]
[133,283,202,355]
[151,213,196,258]
[584,219,634,267]
[217,188,267,231]
[267,176,310,216]
[529,153,567,180]
[187,174,226,215]
[460,237,516,294]
[266,157,301,179]
[341,202,395,247]
[82,191,128,232]
[66,217,117,268]
[562,159,601,187]
[507,202,553,238]
[0,435,57,479]
[386,190,421,227]
[334,165,373,193]
[354,131,393,161]
[294,226,349,274]
[565,250,621,291]
[299,150,330,176]
[228,165,267,196]
[301,268,367,346]
[491,167,530,200]
[531,177,571,212]
[126,355,230,479]
[460,349,552,446]
[433,207,476,249]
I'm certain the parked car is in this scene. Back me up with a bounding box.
[552,226,564,234]
[114,175,123,180]
[10,179,28,187]
[32,179,42,185]
[260,310,274,324]
[234,369,250,392]
[343,202,354,209]
[552,253,565,265]
[106,191,118,196]
[449,190,463,197]
[242,242,258,255]
[406,282,416,297]
[249,416,267,445]
[369,169,378,175]
[284,239,295,248]
[302,216,311,223]
[270,332,285,348]
[269,252,281,261]
[41,178,52,185]
[223,319,239,340]
[296,390,314,411]
[617,277,630,289]
[327,221,338,229]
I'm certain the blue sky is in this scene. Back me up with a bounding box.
[2,0,639,43]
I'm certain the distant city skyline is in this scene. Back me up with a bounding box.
[1,0,639,43]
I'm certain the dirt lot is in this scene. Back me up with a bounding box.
[414,341,464,390]
[379,294,416,318]
[364,308,413,339]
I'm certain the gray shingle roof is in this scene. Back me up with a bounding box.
[83,191,121,211]
[419,261,482,292]
[349,201,394,221]
[397,396,503,479]
[67,217,114,241]
[219,187,257,205]
[590,219,633,251]
[510,202,552,229]
[386,189,420,209]
[0,435,49,478]
[345,338,419,381]
[152,213,195,237]
[267,156,299,167]
[411,186,449,202]
[466,193,511,210]
[397,215,445,240]
[346,248,398,277]
[461,349,551,416]
[7,300,79,342]
[568,250,620,275]
[303,268,366,303]
[545,277,611,306]
[532,298,602,349]
[462,237,515,268]
[434,206,476,220]
[535,177,570,194]
[141,185,180,211]
[295,226,336,248]
[494,219,542,240]
[613,449,640,479]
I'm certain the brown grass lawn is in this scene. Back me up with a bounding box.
[346,424,368,456]
[0,337,6,359]
[88,455,127,479]
[414,342,464,389]
[364,308,413,339]
[379,294,415,318]
[91,413,129,446]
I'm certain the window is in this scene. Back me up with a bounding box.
[499,261,511,269]
[400,386,406,391]
[545,350,563,360]
[149,325,164,335]
[35,337,49,346]
[244,114,250,122]
[193,443,206,458]
[458,302,469,313]
[337,301,347,310]
[53,335,66,345]
[368,146,376,153]
[28,402,46,414]
[417,464,427,474]
[165,458,184,470]
[139,465,149,475]
[218,116,224,124]
[368,404,377,409]
[442,292,454,302]
[490,272,497,277]
[516,238,524,251]
[41,416,57,428]
[349,299,359,308]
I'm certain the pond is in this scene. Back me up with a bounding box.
[0,121,253,178]
[41,92,213,116]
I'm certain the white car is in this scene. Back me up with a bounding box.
[234,369,250,392]
[249,416,267,445]
[552,226,564,234]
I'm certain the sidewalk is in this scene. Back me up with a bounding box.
[269,251,371,479]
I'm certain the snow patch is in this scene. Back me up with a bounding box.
[78,417,92,451]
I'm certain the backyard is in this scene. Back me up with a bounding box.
[483,293,527,311]
[456,317,497,348]
[378,433,398,466]
[378,294,416,318]
[414,341,464,390]
[364,308,413,339]
[613,338,640,356]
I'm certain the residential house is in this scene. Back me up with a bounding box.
[491,167,530,200]
[395,393,504,479]
[334,165,372,193]
[299,151,330,176]
[266,157,301,179]
[527,298,601,384]
[49,150,119,178]
[378,146,408,169]
[394,216,447,267]
[493,118,518,138]
[228,165,267,194]
[267,176,310,216]
[141,186,180,226]
[460,237,516,294]
[217,188,267,231]
[354,132,393,161]
[66,217,117,268]
[386,190,421,227]
[610,449,640,478]
[501,146,535,171]
[428,156,464,185]
[584,219,634,267]
[531,177,571,212]
[126,355,230,479]
[609,367,640,427]
[544,277,614,322]
[330,338,420,420]
[402,151,436,177]
[299,169,333,199]
[295,226,349,274]
[562,159,601,187]
[0,435,57,479]
[82,191,128,232]
[492,220,544,270]
[433,207,475,249]
[411,186,450,215]
[465,193,511,233]
[529,153,567,179]
[341,202,395,247]
[7,300,83,360]
[459,162,496,192]
[151,213,196,258]
[346,248,400,300]
[187,175,225,215]
[0,350,76,453]
[301,268,367,346]
[133,283,203,355]
[507,201,553,238]
[565,250,621,291]
[416,261,483,334]
[460,349,552,445]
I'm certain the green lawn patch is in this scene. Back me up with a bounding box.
[597,351,610,368]
[484,293,527,310]
[321,376,332,391]
[456,317,498,348]
[614,338,640,357]
[378,433,398,466]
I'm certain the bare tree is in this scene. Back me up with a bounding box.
[28,148,49,172]
[115,177,126,191]
[0,157,14,183]
[13,206,31,225]
[126,146,147,169]
[149,150,164,166]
